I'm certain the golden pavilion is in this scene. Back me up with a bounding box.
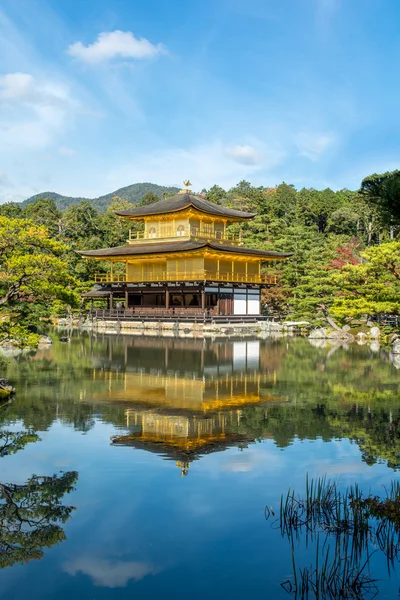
[78,184,291,317]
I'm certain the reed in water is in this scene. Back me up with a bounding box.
[266,476,400,599]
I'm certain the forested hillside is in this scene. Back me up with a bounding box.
[1,169,400,344]
[22,182,180,211]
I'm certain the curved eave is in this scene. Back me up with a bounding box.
[115,206,256,221]
[76,241,293,261]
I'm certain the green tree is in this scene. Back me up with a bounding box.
[23,198,61,236]
[0,217,79,346]
[139,191,160,206]
[331,240,400,320]
[0,203,22,219]
[204,185,227,205]
[61,201,101,242]
[326,206,359,236]
[360,170,400,234]
[100,198,137,247]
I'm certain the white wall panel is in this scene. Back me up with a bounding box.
[247,298,260,315]
[234,294,247,315]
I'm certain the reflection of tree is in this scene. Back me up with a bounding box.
[0,430,39,457]
[3,336,400,469]
[0,430,78,568]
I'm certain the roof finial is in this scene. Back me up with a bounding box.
[183,179,192,192]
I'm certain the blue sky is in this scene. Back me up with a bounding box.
[0,0,400,202]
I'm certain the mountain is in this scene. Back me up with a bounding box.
[21,183,180,211]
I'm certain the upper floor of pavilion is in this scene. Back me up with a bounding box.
[115,187,255,246]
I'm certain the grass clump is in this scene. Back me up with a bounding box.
[266,476,400,599]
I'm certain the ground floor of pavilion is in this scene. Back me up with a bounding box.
[82,281,265,316]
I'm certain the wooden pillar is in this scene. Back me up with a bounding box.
[166,288,170,310]
[125,290,129,309]
[110,293,113,310]
[201,288,205,312]
[110,262,113,282]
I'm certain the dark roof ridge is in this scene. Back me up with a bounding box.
[115,192,256,220]
[76,239,292,259]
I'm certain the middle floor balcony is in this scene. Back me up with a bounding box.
[94,271,277,285]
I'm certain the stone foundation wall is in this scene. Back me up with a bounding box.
[66,318,301,338]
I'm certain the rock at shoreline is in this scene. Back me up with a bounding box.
[309,328,354,342]
[308,328,328,339]
[392,340,400,354]
[0,378,15,399]
[38,334,53,348]
[356,332,367,344]
[369,326,381,339]
[326,330,342,340]
[392,354,400,369]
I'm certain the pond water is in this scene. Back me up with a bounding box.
[0,333,400,599]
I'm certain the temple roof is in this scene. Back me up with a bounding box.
[114,193,256,220]
[81,289,111,298]
[77,240,292,259]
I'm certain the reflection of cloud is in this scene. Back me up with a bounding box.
[221,451,276,473]
[323,462,367,475]
[64,557,159,588]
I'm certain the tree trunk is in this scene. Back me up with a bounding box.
[319,304,342,331]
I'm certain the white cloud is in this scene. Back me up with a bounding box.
[0,72,74,149]
[106,140,285,191]
[67,30,166,64]
[0,72,70,108]
[64,557,159,588]
[295,131,335,161]
[224,144,261,165]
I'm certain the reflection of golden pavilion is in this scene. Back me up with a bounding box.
[87,336,284,474]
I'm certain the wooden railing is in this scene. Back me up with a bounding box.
[94,272,277,284]
[129,226,241,244]
[94,273,125,283]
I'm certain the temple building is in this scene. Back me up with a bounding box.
[78,184,291,316]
